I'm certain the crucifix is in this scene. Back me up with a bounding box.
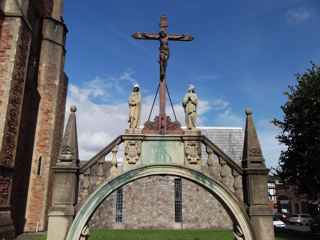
[132,15,194,134]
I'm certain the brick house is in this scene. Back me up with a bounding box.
[268,175,319,216]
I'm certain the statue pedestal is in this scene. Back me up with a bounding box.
[123,130,143,172]
[142,116,184,135]
[184,128,201,136]
[183,129,202,170]
[125,128,143,135]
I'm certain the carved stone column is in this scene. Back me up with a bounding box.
[110,146,119,177]
[206,147,221,180]
[47,107,79,240]
[83,170,90,195]
[96,158,105,185]
[242,109,274,240]
[233,170,243,200]
[220,159,227,181]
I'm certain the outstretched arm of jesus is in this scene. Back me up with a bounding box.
[132,32,159,40]
[168,34,194,41]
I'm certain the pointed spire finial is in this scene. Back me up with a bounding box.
[70,105,77,112]
[245,108,252,116]
[58,105,79,165]
[242,107,265,168]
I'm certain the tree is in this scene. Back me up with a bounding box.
[273,63,320,199]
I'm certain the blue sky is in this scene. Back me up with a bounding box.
[63,0,320,166]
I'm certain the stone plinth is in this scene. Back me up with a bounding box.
[125,128,143,135]
[183,129,202,170]
[47,207,75,240]
[184,129,201,136]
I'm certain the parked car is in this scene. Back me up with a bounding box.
[287,214,313,226]
[273,215,286,228]
[311,215,320,234]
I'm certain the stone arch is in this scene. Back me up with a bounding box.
[66,165,255,240]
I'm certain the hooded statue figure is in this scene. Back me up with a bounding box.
[182,85,198,130]
[128,84,141,129]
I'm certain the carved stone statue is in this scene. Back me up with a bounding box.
[128,84,141,129]
[182,85,198,129]
[80,225,90,240]
[233,224,245,240]
[132,15,193,83]
[159,31,169,80]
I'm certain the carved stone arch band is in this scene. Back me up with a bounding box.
[65,165,254,240]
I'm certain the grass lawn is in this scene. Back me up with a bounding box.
[88,229,318,240]
[89,229,233,240]
[32,229,319,240]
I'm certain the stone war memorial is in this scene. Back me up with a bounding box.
[46,16,275,240]
[0,1,274,238]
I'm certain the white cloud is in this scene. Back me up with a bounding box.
[67,89,128,160]
[286,8,312,23]
[211,99,230,111]
[66,72,215,160]
[65,71,283,168]
[167,99,212,126]
[119,69,139,86]
[205,103,284,168]
[215,108,244,127]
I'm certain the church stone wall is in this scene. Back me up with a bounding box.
[24,1,68,232]
[11,1,43,233]
[87,176,232,230]
[0,3,33,238]
[181,178,232,229]
[0,0,67,237]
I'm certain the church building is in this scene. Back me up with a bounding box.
[0,0,67,238]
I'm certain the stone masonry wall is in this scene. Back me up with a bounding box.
[11,1,43,233]
[87,176,232,230]
[24,17,67,232]
[182,178,232,229]
[0,5,32,238]
[0,0,63,237]
[0,13,31,169]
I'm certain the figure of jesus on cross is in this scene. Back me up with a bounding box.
[132,15,193,134]
[132,15,193,81]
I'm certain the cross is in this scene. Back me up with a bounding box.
[132,15,193,133]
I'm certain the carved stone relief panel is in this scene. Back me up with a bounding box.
[124,140,141,164]
[184,141,201,164]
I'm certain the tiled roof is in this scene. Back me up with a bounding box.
[200,127,244,163]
